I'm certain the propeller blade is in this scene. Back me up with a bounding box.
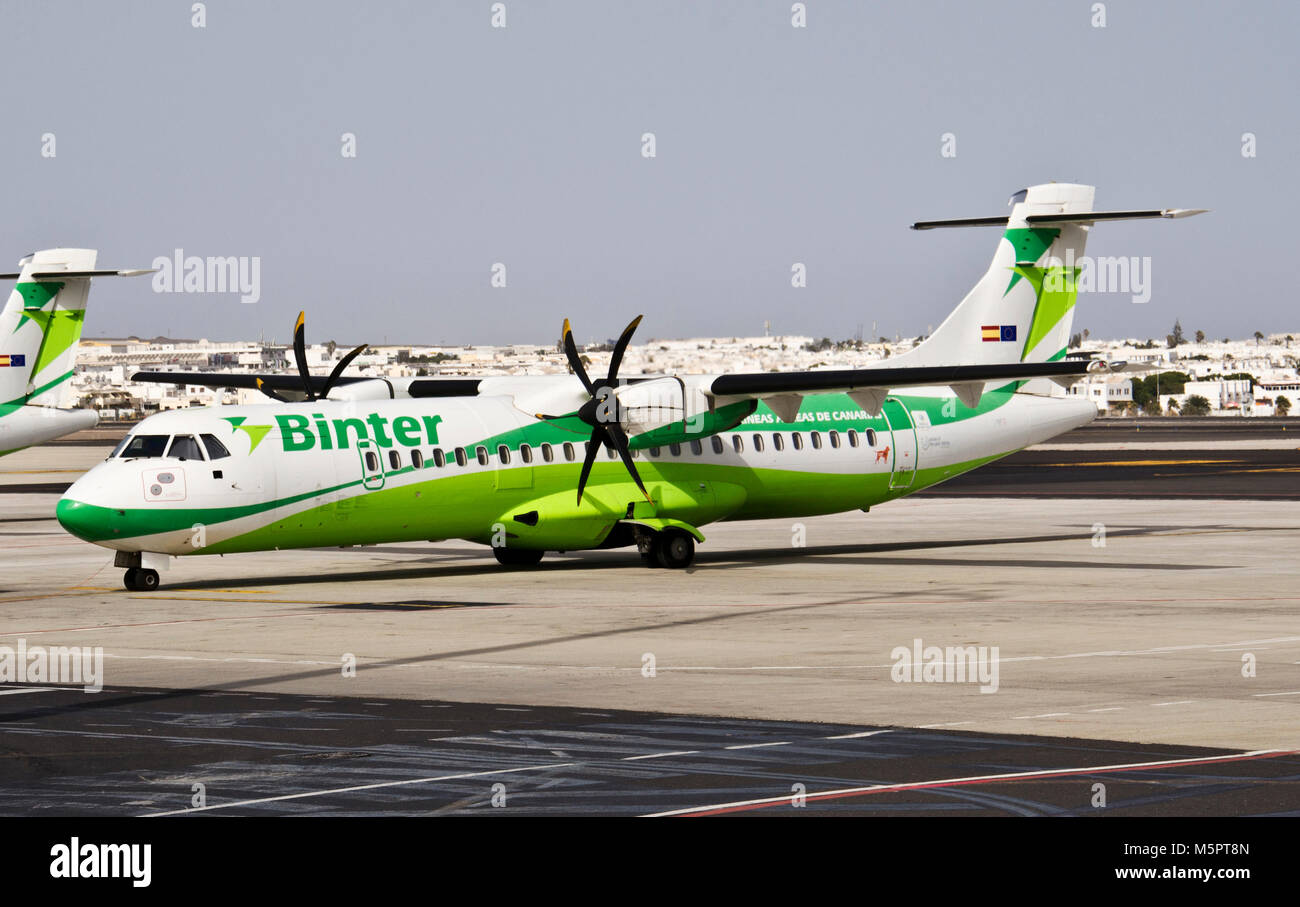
[255,378,287,402]
[574,430,603,507]
[606,314,643,382]
[320,343,368,399]
[606,422,651,502]
[562,318,595,395]
[292,311,316,401]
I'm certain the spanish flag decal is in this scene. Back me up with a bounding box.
[981,325,1016,342]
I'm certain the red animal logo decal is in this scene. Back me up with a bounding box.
[875,445,891,464]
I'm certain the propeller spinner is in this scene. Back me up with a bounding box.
[539,315,651,507]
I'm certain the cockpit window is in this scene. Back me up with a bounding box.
[201,433,231,460]
[167,434,204,461]
[118,435,170,459]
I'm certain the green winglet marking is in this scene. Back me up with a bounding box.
[1013,265,1081,361]
[1001,228,1059,296]
[12,281,63,332]
[223,415,272,452]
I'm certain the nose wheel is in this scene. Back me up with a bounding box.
[123,568,160,591]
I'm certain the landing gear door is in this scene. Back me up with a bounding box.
[881,397,918,490]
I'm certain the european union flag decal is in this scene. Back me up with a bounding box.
[0,354,24,367]
[1000,325,1016,342]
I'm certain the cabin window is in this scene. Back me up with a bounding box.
[732,435,743,453]
[773,433,785,451]
[541,443,554,462]
[669,443,682,457]
[365,451,380,472]
[201,433,231,460]
[606,445,617,460]
[411,449,424,469]
[520,444,533,464]
[388,450,400,470]
[167,435,204,461]
[498,445,511,464]
[711,436,724,454]
[791,433,803,451]
[828,430,840,449]
[454,447,467,467]
[866,428,877,447]
[476,446,489,466]
[563,442,575,461]
[847,429,860,448]
[433,449,446,468]
[752,434,764,452]
[810,431,822,450]
[649,447,661,457]
[689,439,703,456]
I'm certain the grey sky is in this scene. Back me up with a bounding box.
[3,0,1296,347]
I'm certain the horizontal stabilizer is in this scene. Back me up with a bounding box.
[912,209,1206,230]
[0,268,156,280]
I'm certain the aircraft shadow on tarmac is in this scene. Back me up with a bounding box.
[158,524,1233,593]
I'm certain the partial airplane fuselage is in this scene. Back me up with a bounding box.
[57,382,1096,558]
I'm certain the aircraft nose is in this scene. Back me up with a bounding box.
[56,496,111,543]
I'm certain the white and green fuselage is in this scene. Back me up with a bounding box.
[56,381,1096,558]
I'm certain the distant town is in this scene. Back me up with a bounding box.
[73,322,1300,421]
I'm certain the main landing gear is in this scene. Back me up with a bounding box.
[639,528,696,569]
[123,568,160,591]
[493,547,545,567]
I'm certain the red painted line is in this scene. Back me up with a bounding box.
[671,749,1300,817]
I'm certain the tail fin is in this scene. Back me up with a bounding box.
[895,183,1097,369]
[0,249,100,407]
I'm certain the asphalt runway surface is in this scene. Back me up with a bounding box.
[2,686,1295,816]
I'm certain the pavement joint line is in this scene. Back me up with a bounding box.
[642,749,1300,817]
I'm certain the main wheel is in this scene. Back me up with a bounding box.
[654,530,695,569]
[493,547,545,567]
[137,568,160,591]
[123,568,139,591]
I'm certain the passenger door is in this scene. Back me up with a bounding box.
[881,397,918,490]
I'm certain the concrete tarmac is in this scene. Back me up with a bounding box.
[1,434,1298,815]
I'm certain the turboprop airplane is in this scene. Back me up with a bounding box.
[0,249,152,456]
[56,184,1205,590]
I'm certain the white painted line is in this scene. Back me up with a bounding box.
[916,721,976,728]
[644,749,1296,817]
[1152,701,1197,707]
[141,761,579,816]
[1011,713,1070,720]
[724,742,791,751]
[1252,690,1300,697]
[1087,707,1125,713]
[824,730,893,740]
[622,750,699,762]
[0,686,60,696]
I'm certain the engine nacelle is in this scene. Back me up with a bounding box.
[613,376,755,449]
